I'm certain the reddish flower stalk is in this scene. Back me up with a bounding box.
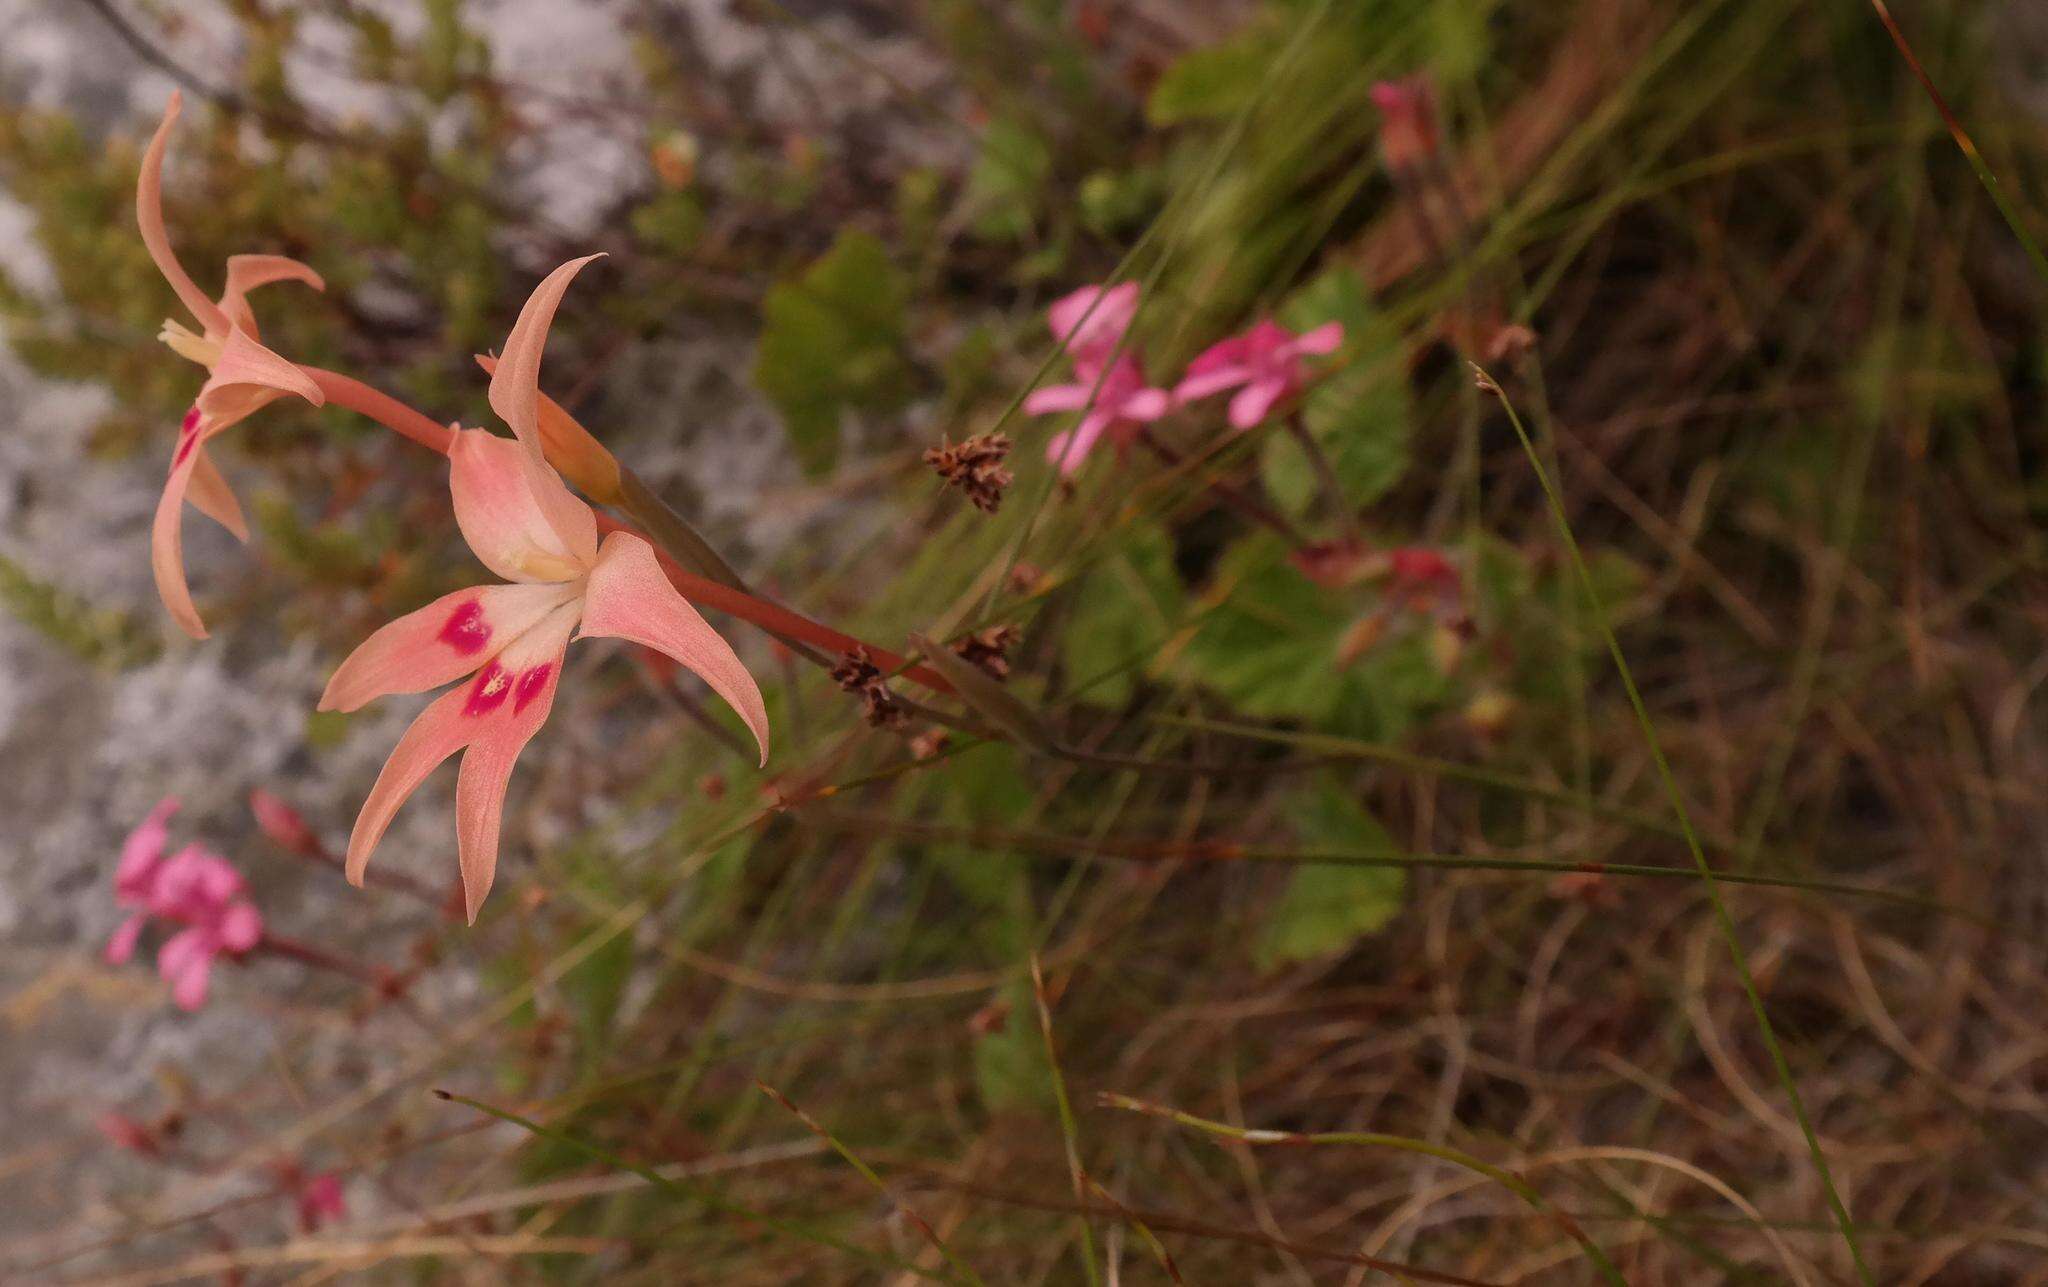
[295,367,954,696]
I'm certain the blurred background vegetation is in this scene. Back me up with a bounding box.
[5,0,2048,1280]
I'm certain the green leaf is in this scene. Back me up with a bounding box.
[1059,521,1185,707]
[1254,778,1406,969]
[1147,31,1277,125]
[752,230,912,477]
[1178,533,1453,739]
[962,115,1052,242]
[974,980,1053,1114]
[1263,269,1411,515]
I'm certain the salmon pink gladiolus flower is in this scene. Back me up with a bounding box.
[140,91,327,638]
[1024,283,1169,475]
[106,797,265,1010]
[320,257,769,923]
[1174,319,1344,429]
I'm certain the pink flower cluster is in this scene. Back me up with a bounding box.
[105,798,263,1010]
[1024,282,1345,475]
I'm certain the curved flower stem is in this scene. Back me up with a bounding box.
[254,932,393,988]
[1281,410,1363,543]
[1135,427,1304,544]
[296,366,955,696]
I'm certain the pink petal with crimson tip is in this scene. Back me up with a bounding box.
[152,447,212,638]
[218,903,263,953]
[105,914,147,965]
[218,253,324,335]
[136,92,228,338]
[445,602,576,921]
[448,430,597,583]
[318,581,579,713]
[1022,383,1094,416]
[487,254,604,453]
[342,686,479,886]
[1228,379,1288,430]
[195,327,323,420]
[1293,321,1344,356]
[578,531,770,765]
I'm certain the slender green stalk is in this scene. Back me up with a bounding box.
[1477,365,1874,1284]
[1031,954,1102,1287]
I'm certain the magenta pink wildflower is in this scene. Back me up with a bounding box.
[1175,318,1345,429]
[1370,76,1439,172]
[294,1171,347,1231]
[106,797,264,1010]
[1024,282,1169,474]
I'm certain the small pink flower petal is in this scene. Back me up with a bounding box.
[1120,387,1171,422]
[1048,282,1138,358]
[1047,411,1112,475]
[218,902,263,954]
[319,581,580,713]
[185,448,249,543]
[449,430,598,583]
[1293,321,1345,356]
[452,665,560,924]
[487,254,604,454]
[1227,379,1288,430]
[1173,364,1252,405]
[136,92,229,338]
[578,532,769,766]
[105,914,148,965]
[1022,383,1094,416]
[168,950,215,1012]
[342,684,479,888]
[117,798,180,897]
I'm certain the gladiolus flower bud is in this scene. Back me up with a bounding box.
[250,789,318,856]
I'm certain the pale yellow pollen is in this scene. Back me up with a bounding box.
[159,318,221,367]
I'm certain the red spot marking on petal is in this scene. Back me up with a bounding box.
[512,664,553,714]
[180,407,201,434]
[437,599,492,655]
[463,662,513,717]
[172,408,203,468]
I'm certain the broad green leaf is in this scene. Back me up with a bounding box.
[963,115,1052,242]
[1147,32,1276,126]
[1178,533,1452,739]
[752,230,912,477]
[1254,777,1406,968]
[1060,521,1185,707]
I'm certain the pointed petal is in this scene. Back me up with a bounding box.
[195,326,323,421]
[218,253,324,336]
[488,254,604,453]
[1173,365,1250,405]
[342,686,477,887]
[105,914,148,966]
[137,92,228,337]
[117,797,179,895]
[1048,410,1110,475]
[578,532,769,765]
[319,581,579,712]
[1023,382,1094,416]
[157,928,214,1009]
[152,447,211,638]
[185,447,249,542]
[449,429,598,582]
[452,661,562,924]
[168,951,215,1012]
[1228,379,1287,430]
